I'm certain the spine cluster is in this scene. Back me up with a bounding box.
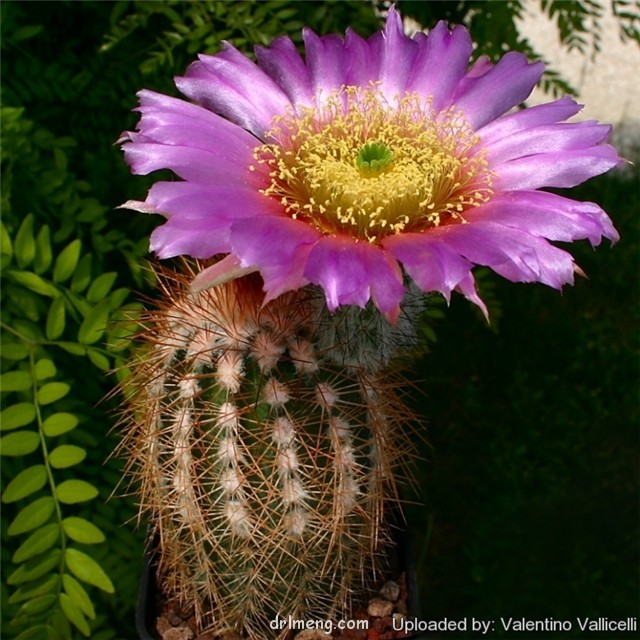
[121,271,415,639]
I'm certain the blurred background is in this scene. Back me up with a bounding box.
[1,2,638,638]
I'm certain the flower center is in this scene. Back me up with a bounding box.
[254,86,493,242]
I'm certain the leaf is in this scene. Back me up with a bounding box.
[65,548,114,593]
[1,342,30,360]
[57,342,85,356]
[86,272,117,303]
[62,517,105,544]
[8,496,55,536]
[14,625,57,640]
[34,226,53,275]
[2,465,47,503]
[59,592,90,636]
[8,550,61,586]
[42,412,79,437]
[18,593,57,615]
[8,574,58,604]
[37,382,70,405]
[56,480,98,504]
[70,254,92,293]
[9,271,59,297]
[48,445,86,469]
[53,239,81,284]
[14,214,35,269]
[77,299,111,345]
[46,297,66,341]
[12,523,60,563]
[87,349,110,371]
[1,430,40,456]
[0,403,36,431]
[0,370,33,392]
[1,220,13,268]
[62,574,95,619]
[35,358,57,380]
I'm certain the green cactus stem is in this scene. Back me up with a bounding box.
[119,267,418,638]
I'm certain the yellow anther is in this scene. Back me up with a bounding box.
[254,86,493,242]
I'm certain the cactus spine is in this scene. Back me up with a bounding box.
[121,268,417,638]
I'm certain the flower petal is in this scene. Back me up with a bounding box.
[304,237,372,311]
[477,96,583,146]
[302,30,347,97]
[359,243,405,317]
[175,43,291,137]
[344,28,381,86]
[150,217,229,259]
[255,36,314,109]
[470,191,619,245]
[495,144,621,190]
[122,142,261,184]
[485,121,612,165]
[384,233,474,303]
[453,52,545,129]
[229,217,321,302]
[406,21,473,111]
[143,181,278,220]
[131,89,259,160]
[379,6,418,99]
[430,223,577,289]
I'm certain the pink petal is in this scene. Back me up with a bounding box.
[453,52,545,129]
[255,36,314,109]
[229,217,321,301]
[477,96,583,146]
[495,144,621,190]
[302,30,347,97]
[304,237,372,311]
[176,43,291,137]
[485,121,612,165]
[430,223,577,289]
[470,191,619,245]
[384,233,474,302]
[344,28,381,86]
[406,21,473,111]
[379,6,418,99]
[190,255,258,293]
[122,142,262,184]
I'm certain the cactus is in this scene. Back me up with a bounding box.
[120,265,419,638]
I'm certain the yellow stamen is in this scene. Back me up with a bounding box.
[254,85,493,242]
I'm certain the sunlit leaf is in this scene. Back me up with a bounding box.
[56,480,98,504]
[37,382,70,405]
[12,523,60,563]
[62,573,95,619]
[53,239,81,284]
[8,496,55,536]
[59,592,90,636]
[14,214,35,269]
[0,430,40,456]
[65,547,114,593]
[48,444,86,469]
[42,412,78,437]
[62,517,105,544]
[0,403,36,431]
[46,297,66,341]
[0,370,33,392]
[2,465,47,503]
[35,358,57,380]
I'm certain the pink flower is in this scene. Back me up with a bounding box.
[121,7,620,321]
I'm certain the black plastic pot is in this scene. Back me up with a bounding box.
[137,525,427,640]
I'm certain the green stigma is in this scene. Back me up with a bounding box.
[356,142,393,177]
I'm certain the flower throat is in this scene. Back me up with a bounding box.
[254,86,493,242]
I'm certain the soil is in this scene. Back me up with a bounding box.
[154,574,414,640]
